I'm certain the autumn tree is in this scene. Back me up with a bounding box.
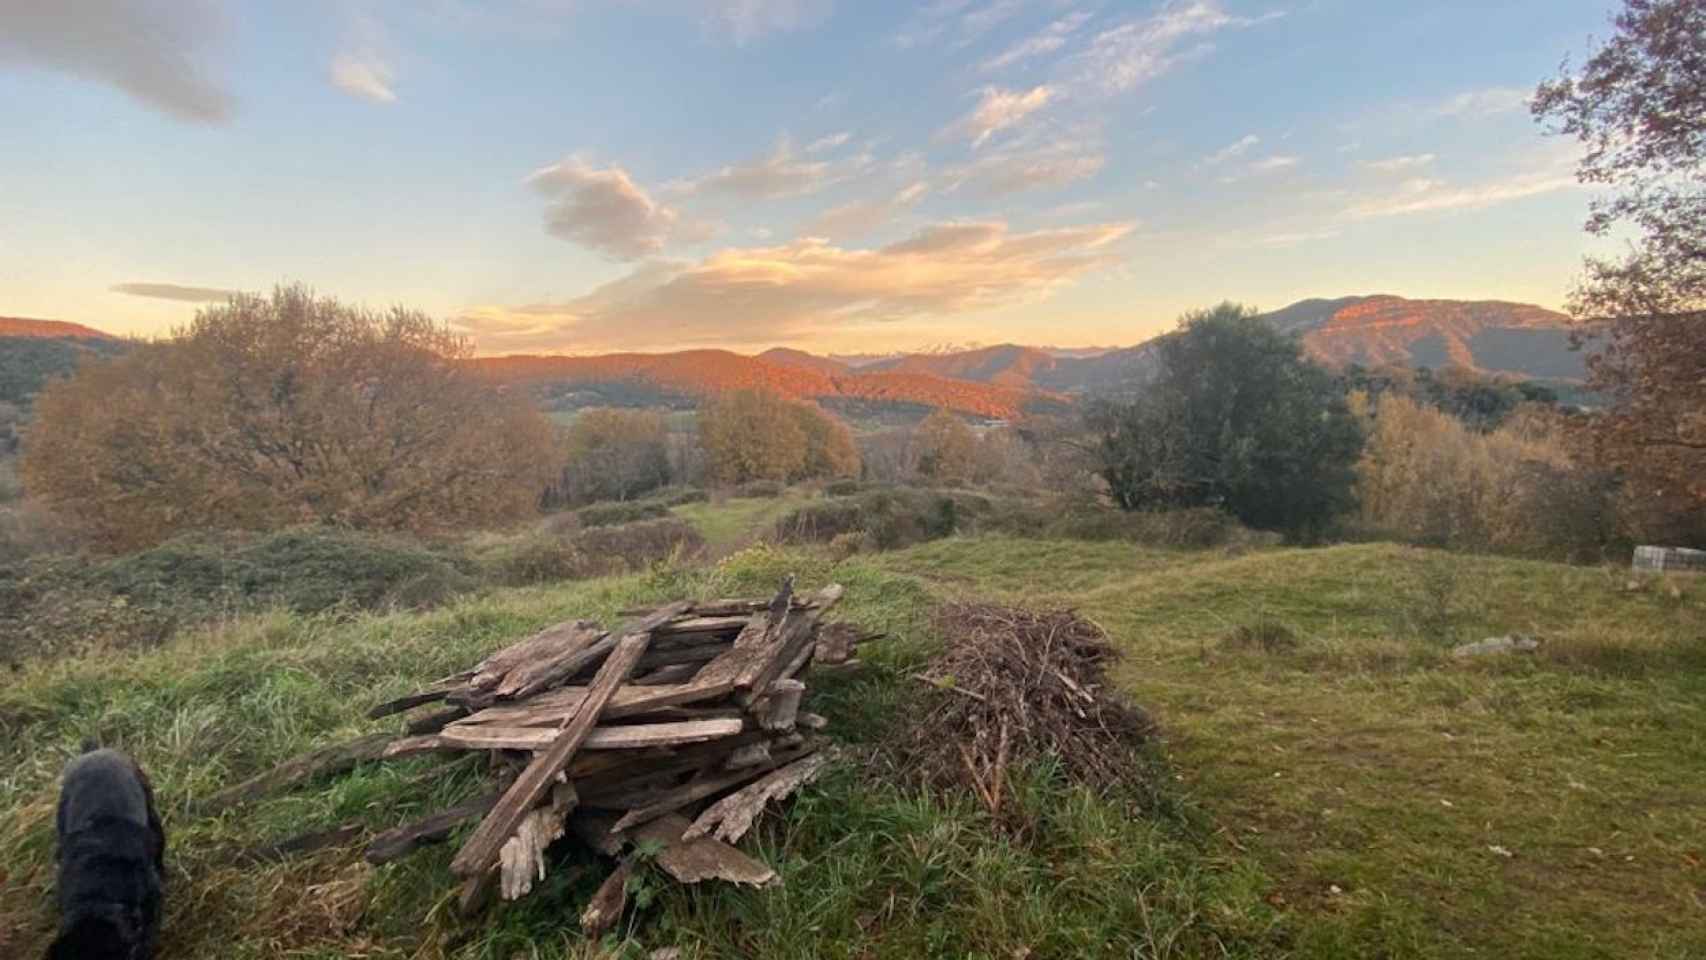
[913,408,979,485]
[1535,0,1706,531]
[791,403,861,480]
[698,388,807,484]
[548,407,672,506]
[1089,303,1364,538]
[22,286,562,550]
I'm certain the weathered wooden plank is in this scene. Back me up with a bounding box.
[499,782,577,901]
[232,823,365,864]
[450,681,737,729]
[449,602,686,879]
[367,686,459,720]
[404,705,468,735]
[382,734,448,759]
[579,858,634,936]
[735,584,844,707]
[365,792,502,865]
[757,679,805,732]
[196,733,395,814]
[633,813,776,887]
[684,752,829,844]
[652,615,752,637]
[609,740,819,834]
[631,662,702,686]
[493,624,612,701]
[438,718,745,752]
[469,618,602,691]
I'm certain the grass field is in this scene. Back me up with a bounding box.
[2,516,1702,958]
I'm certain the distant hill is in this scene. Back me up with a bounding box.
[1255,295,1585,380]
[757,347,853,377]
[0,317,129,407]
[0,316,116,340]
[469,350,1051,420]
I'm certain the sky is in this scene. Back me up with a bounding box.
[0,0,1624,354]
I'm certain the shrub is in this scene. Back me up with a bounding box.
[774,488,968,550]
[480,517,705,586]
[824,478,861,497]
[573,500,671,528]
[22,286,562,550]
[734,479,785,499]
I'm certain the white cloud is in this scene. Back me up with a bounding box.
[527,157,708,259]
[330,51,396,103]
[0,0,232,123]
[944,85,1053,147]
[1436,87,1529,117]
[806,131,852,153]
[1067,0,1278,96]
[1249,155,1298,173]
[673,138,833,199]
[981,10,1093,72]
[1366,153,1436,172]
[1204,134,1259,165]
[700,0,833,44]
[1343,170,1575,219]
[455,218,1134,351]
[1250,228,1339,248]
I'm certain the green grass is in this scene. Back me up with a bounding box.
[4,534,1702,959]
[872,538,1706,959]
[672,492,814,555]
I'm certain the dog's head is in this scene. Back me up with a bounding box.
[45,910,145,960]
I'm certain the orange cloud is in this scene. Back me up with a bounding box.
[456,218,1134,352]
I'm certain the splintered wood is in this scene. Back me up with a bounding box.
[226,578,861,931]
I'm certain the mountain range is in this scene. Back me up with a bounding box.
[3,295,1584,419]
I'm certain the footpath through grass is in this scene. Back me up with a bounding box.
[877,537,1706,959]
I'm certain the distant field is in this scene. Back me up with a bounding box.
[1,518,1701,958]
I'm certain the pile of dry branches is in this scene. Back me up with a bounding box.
[901,603,1152,818]
[199,579,871,935]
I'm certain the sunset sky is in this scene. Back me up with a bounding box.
[1,0,1619,354]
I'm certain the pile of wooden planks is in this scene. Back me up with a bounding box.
[208,578,869,934]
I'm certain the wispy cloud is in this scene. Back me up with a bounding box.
[944,85,1054,147]
[804,181,931,239]
[1217,153,1298,183]
[527,156,709,259]
[670,137,833,199]
[981,10,1093,72]
[1343,170,1575,219]
[1366,153,1436,172]
[942,134,1105,194]
[701,0,833,44]
[455,218,1134,351]
[110,282,239,303]
[806,131,852,153]
[1250,228,1340,248]
[330,51,396,103]
[0,0,232,123]
[1436,87,1529,117]
[1204,134,1259,165]
[1067,1,1279,96]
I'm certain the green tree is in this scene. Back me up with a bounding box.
[549,407,671,506]
[23,286,562,550]
[1089,303,1363,538]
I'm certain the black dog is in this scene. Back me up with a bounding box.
[47,747,166,960]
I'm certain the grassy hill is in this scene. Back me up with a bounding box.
[2,522,1701,959]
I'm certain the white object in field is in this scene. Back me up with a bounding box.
[1631,545,1706,573]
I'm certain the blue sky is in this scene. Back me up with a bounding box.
[0,0,1619,352]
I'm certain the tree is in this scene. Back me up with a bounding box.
[791,403,861,480]
[698,388,807,484]
[1534,0,1706,525]
[22,286,562,550]
[548,408,671,507]
[914,408,979,485]
[1089,303,1363,537]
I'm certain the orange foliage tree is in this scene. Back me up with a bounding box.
[698,389,859,485]
[23,286,562,550]
[791,403,861,480]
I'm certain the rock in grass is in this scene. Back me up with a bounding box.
[1451,635,1540,658]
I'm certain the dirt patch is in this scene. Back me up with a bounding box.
[892,603,1155,825]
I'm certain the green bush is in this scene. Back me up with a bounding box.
[824,478,861,497]
[734,479,785,499]
[775,488,974,550]
[480,517,705,586]
[572,500,671,528]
